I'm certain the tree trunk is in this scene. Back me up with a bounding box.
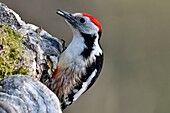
[0,2,64,113]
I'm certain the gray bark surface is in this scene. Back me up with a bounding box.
[0,2,64,113]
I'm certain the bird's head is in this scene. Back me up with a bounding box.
[57,9,102,38]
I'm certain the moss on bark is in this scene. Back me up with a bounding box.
[0,25,28,79]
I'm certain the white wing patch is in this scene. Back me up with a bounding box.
[73,69,97,102]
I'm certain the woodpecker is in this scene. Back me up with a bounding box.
[45,9,103,110]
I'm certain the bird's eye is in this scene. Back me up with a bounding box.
[80,18,85,23]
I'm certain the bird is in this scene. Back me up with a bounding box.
[44,9,103,110]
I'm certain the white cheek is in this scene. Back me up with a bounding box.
[82,23,99,34]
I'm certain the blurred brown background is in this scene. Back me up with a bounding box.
[1,0,170,113]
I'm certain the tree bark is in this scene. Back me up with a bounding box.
[0,2,64,113]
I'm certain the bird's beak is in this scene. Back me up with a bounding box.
[57,9,77,27]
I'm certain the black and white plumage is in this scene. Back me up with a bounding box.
[45,9,103,110]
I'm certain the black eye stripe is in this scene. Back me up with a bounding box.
[80,18,85,23]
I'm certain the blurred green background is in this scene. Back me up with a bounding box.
[1,0,170,113]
